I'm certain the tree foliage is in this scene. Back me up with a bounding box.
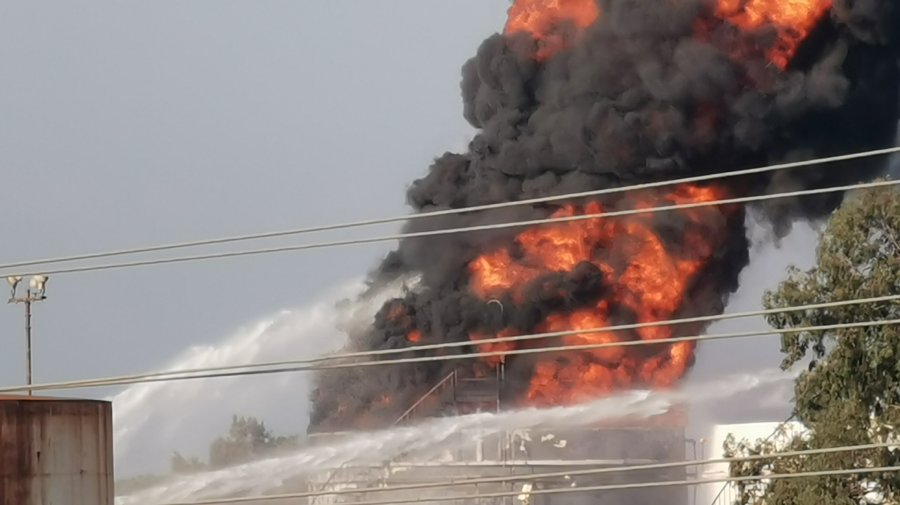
[170,451,207,474]
[727,184,900,505]
[208,415,299,468]
[164,415,300,474]
[115,474,168,495]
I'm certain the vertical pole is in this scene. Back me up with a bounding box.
[25,289,32,396]
[497,363,504,460]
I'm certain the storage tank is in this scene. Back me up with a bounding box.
[0,395,113,505]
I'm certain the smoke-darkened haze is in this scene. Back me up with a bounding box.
[310,0,900,432]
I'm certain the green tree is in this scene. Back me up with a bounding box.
[726,183,900,505]
[115,474,168,495]
[209,415,299,468]
[170,451,207,474]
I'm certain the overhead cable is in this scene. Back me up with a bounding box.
[161,464,900,505]
[2,314,896,394]
[1,293,894,392]
[0,295,900,393]
[3,146,897,273]
[3,178,898,277]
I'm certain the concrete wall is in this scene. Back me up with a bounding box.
[0,395,114,505]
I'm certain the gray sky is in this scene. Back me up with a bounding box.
[0,0,506,384]
[0,0,509,474]
[1,0,897,477]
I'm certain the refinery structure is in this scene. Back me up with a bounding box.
[0,389,795,505]
[291,378,800,505]
[305,364,695,505]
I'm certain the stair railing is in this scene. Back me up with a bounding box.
[392,370,458,426]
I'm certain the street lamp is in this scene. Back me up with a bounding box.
[7,275,49,396]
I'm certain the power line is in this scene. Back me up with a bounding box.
[156,441,895,505]
[3,178,898,277]
[288,466,900,505]
[311,294,899,365]
[344,466,900,505]
[4,146,897,273]
[3,316,896,394]
[2,293,894,392]
[160,463,900,505]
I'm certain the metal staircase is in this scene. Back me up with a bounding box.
[393,366,503,426]
[392,370,459,426]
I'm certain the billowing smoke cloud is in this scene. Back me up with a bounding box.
[310,0,900,432]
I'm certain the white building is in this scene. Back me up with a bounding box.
[695,421,807,505]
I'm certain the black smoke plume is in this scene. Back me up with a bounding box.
[309,0,900,433]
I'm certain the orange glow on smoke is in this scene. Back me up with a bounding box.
[472,0,832,406]
[470,328,517,367]
[505,0,831,68]
[713,0,832,69]
[467,184,734,406]
[470,201,612,302]
[505,0,601,60]
[393,0,830,410]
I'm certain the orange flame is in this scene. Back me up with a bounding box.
[505,0,601,60]
[713,0,832,69]
[467,184,735,405]
[505,0,832,68]
[470,328,517,367]
[469,0,831,406]
[391,0,829,413]
[470,201,612,301]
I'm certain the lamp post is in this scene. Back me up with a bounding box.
[7,275,49,396]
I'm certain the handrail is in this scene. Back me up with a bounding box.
[392,370,457,426]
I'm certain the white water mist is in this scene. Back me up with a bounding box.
[118,367,795,504]
[112,277,410,476]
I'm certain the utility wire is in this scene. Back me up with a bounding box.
[2,178,898,277]
[3,146,897,273]
[2,293,895,391]
[156,441,896,505]
[270,466,900,505]
[160,464,900,505]
[10,295,900,393]
[3,316,896,394]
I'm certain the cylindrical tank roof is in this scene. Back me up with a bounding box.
[0,395,114,505]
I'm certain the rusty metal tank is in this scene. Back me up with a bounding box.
[0,395,113,505]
